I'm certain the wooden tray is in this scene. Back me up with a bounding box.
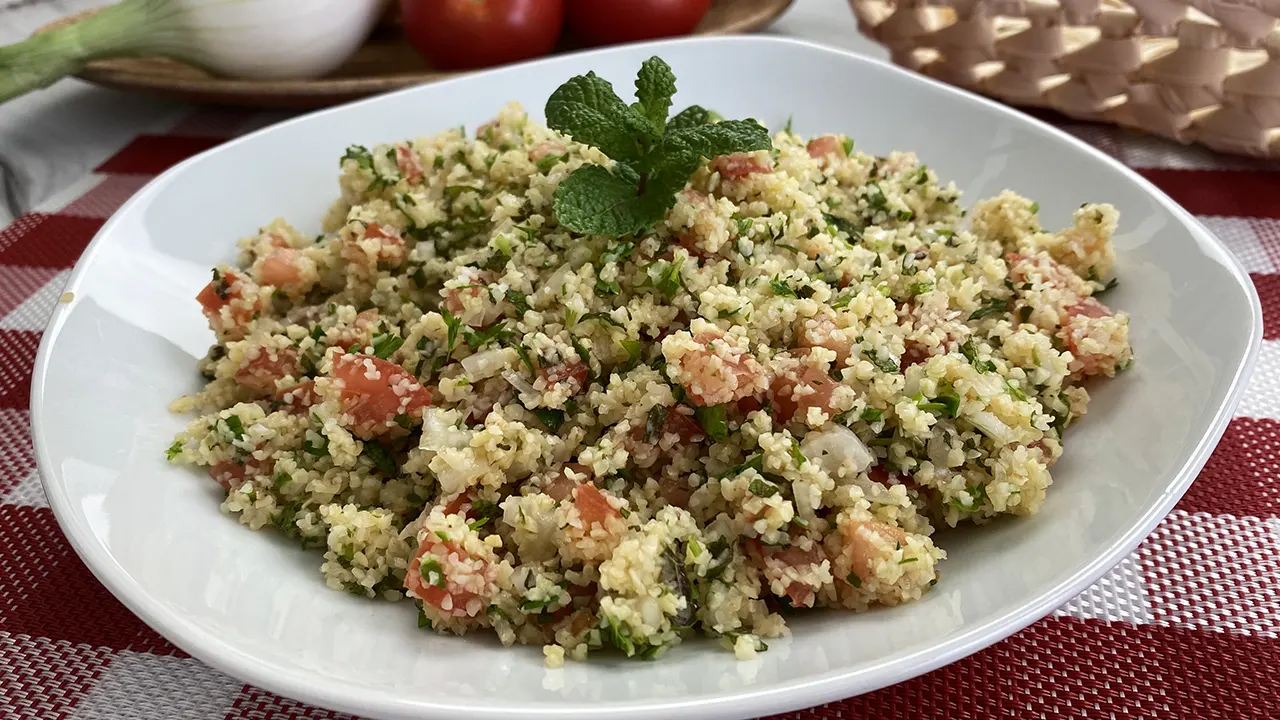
[41,0,795,109]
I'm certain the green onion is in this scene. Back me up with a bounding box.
[223,415,245,440]
[907,280,933,296]
[535,153,568,172]
[917,393,961,418]
[419,557,446,589]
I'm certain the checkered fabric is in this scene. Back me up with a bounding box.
[1,106,1278,720]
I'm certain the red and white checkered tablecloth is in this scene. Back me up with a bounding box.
[2,106,1279,720]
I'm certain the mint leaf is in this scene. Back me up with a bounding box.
[546,58,773,238]
[546,72,651,164]
[634,57,676,133]
[669,119,772,162]
[554,164,662,236]
[668,105,712,131]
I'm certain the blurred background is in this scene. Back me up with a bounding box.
[0,0,886,227]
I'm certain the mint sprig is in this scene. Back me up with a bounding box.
[546,57,771,237]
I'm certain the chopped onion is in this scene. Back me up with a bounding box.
[969,411,1013,446]
[419,408,470,453]
[502,369,538,397]
[461,347,514,381]
[801,424,873,477]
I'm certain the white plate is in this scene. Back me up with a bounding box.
[31,36,1261,720]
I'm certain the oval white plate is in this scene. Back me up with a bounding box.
[31,36,1261,720]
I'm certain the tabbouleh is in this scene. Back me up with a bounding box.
[168,58,1132,666]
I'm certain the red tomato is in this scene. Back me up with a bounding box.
[566,0,711,46]
[400,0,565,70]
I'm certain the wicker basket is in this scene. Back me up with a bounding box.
[849,0,1280,158]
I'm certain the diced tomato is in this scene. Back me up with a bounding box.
[405,537,492,619]
[343,223,406,268]
[713,152,772,179]
[657,473,693,508]
[806,135,845,163]
[328,308,382,350]
[530,141,565,163]
[273,379,318,411]
[1007,251,1078,290]
[1059,297,1120,376]
[443,270,497,327]
[538,361,589,395]
[676,231,711,261]
[235,346,300,396]
[664,409,705,443]
[840,520,907,584]
[544,463,590,502]
[572,483,620,526]
[256,248,304,288]
[396,145,424,183]
[208,455,273,491]
[769,362,838,424]
[736,396,762,414]
[330,352,432,438]
[901,340,931,368]
[196,270,260,339]
[797,316,854,365]
[681,330,764,407]
[1065,297,1110,319]
[745,538,826,608]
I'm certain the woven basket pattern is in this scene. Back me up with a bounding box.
[849,0,1280,158]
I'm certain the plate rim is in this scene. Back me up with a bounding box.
[29,34,1264,720]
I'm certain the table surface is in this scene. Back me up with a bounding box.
[3,2,1280,719]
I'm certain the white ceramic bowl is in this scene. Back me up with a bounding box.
[31,36,1260,720]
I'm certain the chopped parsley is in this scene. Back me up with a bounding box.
[748,476,780,498]
[694,404,729,442]
[362,442,397,475]
[371,332,404,359]
[165,439,184,461]
[959,339,996,373]
[535,408,566,432]
[788,438,806,467]
[968,298,1009,321]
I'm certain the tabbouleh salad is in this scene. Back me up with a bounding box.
[167,57,1132,667]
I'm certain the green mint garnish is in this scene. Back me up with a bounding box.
[546,57,771,237]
